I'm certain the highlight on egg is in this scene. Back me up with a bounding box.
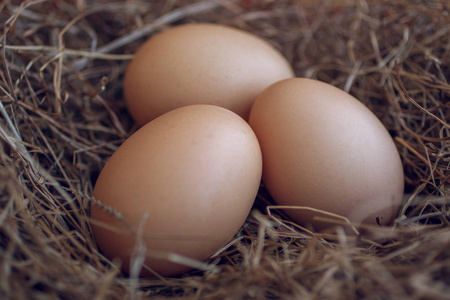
[90,105,262,277]
[248,78,404,232]
[123,22,294,126]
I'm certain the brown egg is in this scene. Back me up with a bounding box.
[248,78,404,232]
[91,105,262,277]
[123,23,294,126]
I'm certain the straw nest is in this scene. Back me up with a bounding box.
[1,0,449,299]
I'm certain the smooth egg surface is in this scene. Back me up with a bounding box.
[91,105,262,277]
[248,78,404,232]
[124,23,294,126]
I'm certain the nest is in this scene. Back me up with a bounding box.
[1,0,449,299]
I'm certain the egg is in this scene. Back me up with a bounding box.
[123,23,294,126]
[91,105,262,277]
[248,78,404,232]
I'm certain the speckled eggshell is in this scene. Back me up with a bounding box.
[91,105,262,277]
[248,78,404,232]
[123,23,294,126]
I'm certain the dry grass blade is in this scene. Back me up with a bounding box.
[0,0,449,299]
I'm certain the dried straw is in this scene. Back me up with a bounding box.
[0,0,449,299]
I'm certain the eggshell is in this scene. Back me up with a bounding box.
[248,78,404,232]
[91,105,262,277]
[123,23,294,126]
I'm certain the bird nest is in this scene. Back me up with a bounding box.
[0,1,449,299]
